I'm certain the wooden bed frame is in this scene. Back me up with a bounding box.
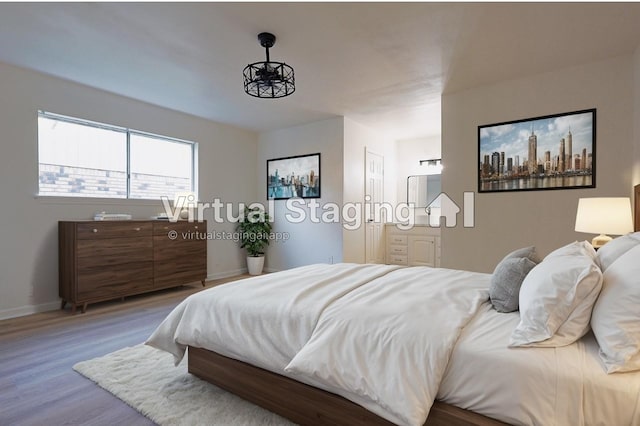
[186,192,640,425]
[188,346,506,426]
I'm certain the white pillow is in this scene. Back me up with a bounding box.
[591,244,640,373]
[596,232,640,272]
[546,240,597,260]
[510,241,602,347]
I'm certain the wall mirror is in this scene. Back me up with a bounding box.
[407,174,441,208]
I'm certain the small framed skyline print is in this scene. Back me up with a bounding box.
[267,153,321,200]
[478,109,596,193]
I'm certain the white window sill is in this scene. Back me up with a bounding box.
[34,195,165,207]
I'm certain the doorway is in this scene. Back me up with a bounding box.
[365,149,385,263]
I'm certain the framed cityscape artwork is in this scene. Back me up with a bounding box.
[267,153,321,200]
[478,109,596,193]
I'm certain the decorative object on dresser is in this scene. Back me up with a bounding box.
[385,224,441,267]
[59,220,207,314]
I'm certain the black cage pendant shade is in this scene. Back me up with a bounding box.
[243,32,295,98]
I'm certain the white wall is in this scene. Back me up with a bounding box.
[0,62,258,319]
[442,55,635,273]
[342,118,396,263]
[395,136,441,224]
[257,118,345,271]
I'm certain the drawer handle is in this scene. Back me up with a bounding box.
[194,226,198,229]
[92,229,98,233]
[164,226,169,230]
[134,227,141,231]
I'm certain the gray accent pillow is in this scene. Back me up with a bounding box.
[503,246,540,263]
[490,248,539,313]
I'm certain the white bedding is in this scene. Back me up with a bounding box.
[146,263,400,371]
[284,267,491,426]
[148,262,640,426]
[438,302,640,426]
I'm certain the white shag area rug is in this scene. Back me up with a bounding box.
[73,344,295,426]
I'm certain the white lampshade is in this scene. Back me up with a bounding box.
[575,198,633,247]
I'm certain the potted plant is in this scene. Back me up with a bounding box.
[236,206,273,275]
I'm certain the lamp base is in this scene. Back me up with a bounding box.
[591,234,612,249]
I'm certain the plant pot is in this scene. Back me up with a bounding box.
[247,255,265,276]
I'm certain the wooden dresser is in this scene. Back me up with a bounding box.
[59,220,207,314]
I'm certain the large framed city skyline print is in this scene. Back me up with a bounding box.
[267,153,321,200]
[478,109,596,193]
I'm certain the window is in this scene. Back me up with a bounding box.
[38,111,196,200]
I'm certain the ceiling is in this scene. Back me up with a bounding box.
[0,3,639,140]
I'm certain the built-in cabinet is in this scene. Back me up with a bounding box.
[385,224,441,267]
[59,220,207,314]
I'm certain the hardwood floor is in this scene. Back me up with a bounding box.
[0,276,249,426]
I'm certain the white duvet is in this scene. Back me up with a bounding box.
[284,266,490,426]
[146,263,401,371]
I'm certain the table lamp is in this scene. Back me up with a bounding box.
[575,197,633,248]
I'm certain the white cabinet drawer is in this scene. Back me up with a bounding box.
[387,235,408,245]
[385,224,441,268]
[388,245,408,255]
[388,255,408,265]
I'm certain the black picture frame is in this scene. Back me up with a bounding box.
[267,153,321,200]
[478,108,596,193]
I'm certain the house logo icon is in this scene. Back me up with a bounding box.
[425,192,475,228]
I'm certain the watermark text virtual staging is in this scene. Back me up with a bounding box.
[163,193,475,230]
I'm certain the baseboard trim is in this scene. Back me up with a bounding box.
[1,269,250,320]
[262,267,281,273]
[206,268,248,281]
[0,301,61,321]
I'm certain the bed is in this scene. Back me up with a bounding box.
[147,191,640,426]
[148,263,503,425]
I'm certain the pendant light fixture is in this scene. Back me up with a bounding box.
[243,32,295,98]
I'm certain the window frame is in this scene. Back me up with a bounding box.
[37,110,198,201]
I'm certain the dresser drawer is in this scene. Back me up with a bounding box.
[76,222,152,239]
[388,245,408,255]
[77,262,154,300]
[154,257,207,288]
[153,221,206,237]
[388,254,408,265]
[77,237,153,259]
[153,236,206,260]
[387,234,408,245]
